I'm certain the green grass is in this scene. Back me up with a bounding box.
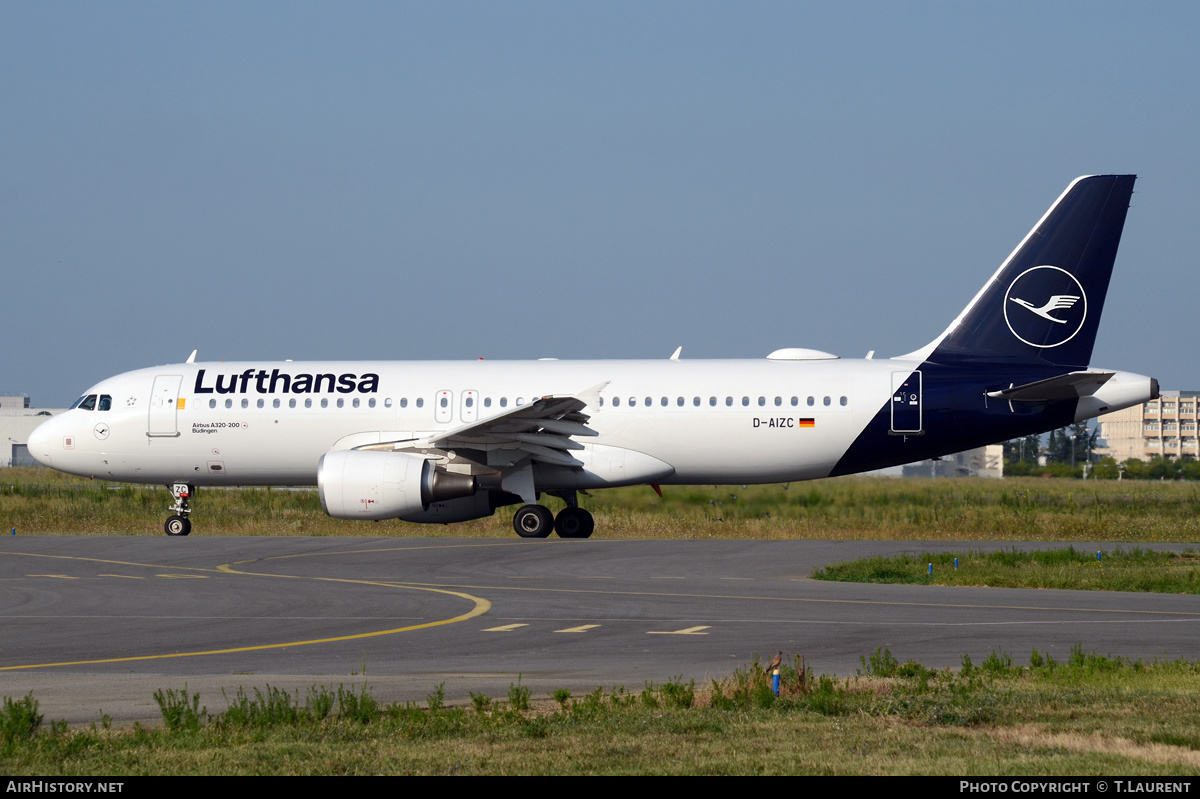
[4,651,1200,774]
[5,467,1200,541]
[814,546,1200,593]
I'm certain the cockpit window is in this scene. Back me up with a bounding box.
[98,395,112,411]
[75,395,97,411]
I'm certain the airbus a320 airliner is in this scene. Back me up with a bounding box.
[28,175,1156,539]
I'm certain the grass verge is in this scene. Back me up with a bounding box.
[4,468,1200,540]
[813,546,1200,592]
[3,650,1200,775]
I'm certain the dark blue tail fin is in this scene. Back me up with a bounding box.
[925,175,1135,369]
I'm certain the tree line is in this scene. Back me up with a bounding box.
[1003,424,1200,479]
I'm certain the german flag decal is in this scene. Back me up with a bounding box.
[798,418,815,428]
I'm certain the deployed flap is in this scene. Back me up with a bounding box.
[360,382,609,471]
[986,371,1114,402]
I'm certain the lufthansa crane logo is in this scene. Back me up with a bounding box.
[1003,265,1087,348]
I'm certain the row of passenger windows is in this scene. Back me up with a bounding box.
[75,390,850,414]
[209,397,391,409]
[204,397,530,409]
[599,395,848,408]
[203,394,850,410]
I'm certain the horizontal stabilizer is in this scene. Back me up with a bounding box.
[986,371,1114,402]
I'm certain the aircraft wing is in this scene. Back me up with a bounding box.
[985,371,1115,402]
[358,382,608,469]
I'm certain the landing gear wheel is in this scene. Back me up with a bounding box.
[165,515,191,537]
[165,483,194,537]
[513,504,554,538]
[555,507,594,539]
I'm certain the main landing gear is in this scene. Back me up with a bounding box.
[511,492,594,539]
[165,483,194,537]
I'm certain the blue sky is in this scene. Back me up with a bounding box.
[4,2,1197,405]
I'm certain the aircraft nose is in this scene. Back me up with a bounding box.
[26,417,58,468]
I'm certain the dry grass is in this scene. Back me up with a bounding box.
[980,726,1200,769]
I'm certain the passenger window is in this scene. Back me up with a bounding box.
[598,397,604,407]
[321,398,329,408]
[98,395,112,411]
[352,398,359,408]
[677,397,684,407]
[644,397,651,407]
[774,397,782,407]
[484,397,492,407]
[661,397,668,407]
[400,398,408,408]
[304,399,312,409]
[517,397,525,406]
[369,398,376,408]
[709,397,717,406]
[241,399,249,409]
[726,397,733,407]
[273,399,280,409]
[823,396,831,406]
[465,397,473,408]
[257,399,265,409]
[807,396,815,406]
[209,399,217,409]
[440,397,448,408]
[840,396,848,406]
[500,397,508,408]
[384,398,393,408]
[289,398,297,409]
[225,399,233,409]
[791,397,798,406]
[337,398,344,408]
[613,397,620,407]
[416,398,424,408]
[742,397,749,407]
[629,397,636,406]
[693,397,700,407]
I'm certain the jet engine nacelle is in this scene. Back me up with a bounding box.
[317,450,476,520]
[401,491,503,524]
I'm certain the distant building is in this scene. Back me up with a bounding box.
[900,444,1004,478]
[1096,390,1199,462]
[866,445,1004,478]
[0,394,64,466]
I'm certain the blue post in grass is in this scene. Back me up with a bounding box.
[1097,551,1102,562]
[928,563,933,576]
[954,557,958,570]
[772,668,780,696]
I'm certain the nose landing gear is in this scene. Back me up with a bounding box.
[165,483,194,536]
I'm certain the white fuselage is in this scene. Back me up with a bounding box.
[29,356,897,489]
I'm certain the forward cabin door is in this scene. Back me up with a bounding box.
[148,375,183,437]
